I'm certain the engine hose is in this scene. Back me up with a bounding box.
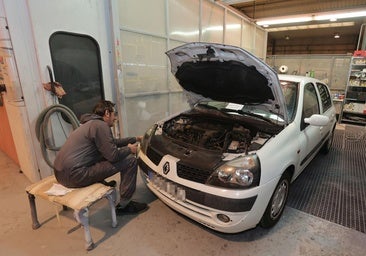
[35,104,80,168]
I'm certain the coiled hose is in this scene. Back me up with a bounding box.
[35,104,80,168]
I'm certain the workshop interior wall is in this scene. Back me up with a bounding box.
[117,0,267,136]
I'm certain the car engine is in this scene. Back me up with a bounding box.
[162,115,256,153]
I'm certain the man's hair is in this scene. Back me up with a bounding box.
[93,100,115,117]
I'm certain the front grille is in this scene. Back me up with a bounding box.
[148,168,256,212]
[177,162,214,184]
[139,156,257,212]
[146,146,163,166]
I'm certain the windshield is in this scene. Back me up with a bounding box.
[196,79,298,124]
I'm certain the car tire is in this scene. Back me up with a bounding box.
[260,172,290,228]
[321,126,335,154]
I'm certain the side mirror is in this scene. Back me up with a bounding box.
[304,114,329,126]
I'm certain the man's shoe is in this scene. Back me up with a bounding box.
[100,180,117,187]
[116,201,148,215]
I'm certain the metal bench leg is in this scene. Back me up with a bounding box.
[74,208,94,251]
[27,192,41,229]
[106,191,117,228]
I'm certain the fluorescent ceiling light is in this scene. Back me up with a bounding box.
[256,9,366,27]
[266,22,355,32]
[315,11,366,21]
[226,24,241,29]
[257,17,312,26]
[171,30,199,36]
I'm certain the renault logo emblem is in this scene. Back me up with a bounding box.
[163,162,170,175]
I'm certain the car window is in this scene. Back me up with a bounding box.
[303,83,320,118]
[316,82,332,112]
[280,80,298,121]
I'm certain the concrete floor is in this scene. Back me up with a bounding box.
[1,150,365,256]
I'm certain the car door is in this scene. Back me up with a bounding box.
[296,82,323,174]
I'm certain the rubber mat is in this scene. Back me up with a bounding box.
[287,125,366,233]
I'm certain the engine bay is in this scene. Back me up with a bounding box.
[162,114,271,153]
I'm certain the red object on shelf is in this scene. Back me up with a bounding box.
[353,50,366,57]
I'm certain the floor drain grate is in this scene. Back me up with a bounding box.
[287,125,366,233]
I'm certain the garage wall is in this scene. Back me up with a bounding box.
[117,0,267,136]
[266,55,351,92]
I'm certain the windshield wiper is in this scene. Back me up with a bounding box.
[219,108,274,123]
[196,103,220,110]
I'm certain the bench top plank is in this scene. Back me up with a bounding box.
[26,175,114,210]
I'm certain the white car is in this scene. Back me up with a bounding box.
[138,42,337,233]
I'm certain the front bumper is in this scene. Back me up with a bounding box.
[138,151,279,233]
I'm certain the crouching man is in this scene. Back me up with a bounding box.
[54,100,148,214]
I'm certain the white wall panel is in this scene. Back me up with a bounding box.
[121,31,167,94]
[242,21,255,52]
[255,28,267,60]
[169,92,190,115]
[119,0,166,36]
[201,1,224,43]
[169,0,199,42]
[125,95,169,136]
[266,55,351,90]
[225,12,241,46]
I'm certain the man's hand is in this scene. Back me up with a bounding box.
[136,136,143,142]
[128,143,138,154]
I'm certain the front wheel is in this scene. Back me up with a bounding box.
[260,173,290,228]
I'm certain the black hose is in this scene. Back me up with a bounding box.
[35,104,79,168]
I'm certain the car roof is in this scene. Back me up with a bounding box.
[278,74,322,84]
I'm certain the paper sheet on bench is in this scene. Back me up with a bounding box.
[46,183,73,196]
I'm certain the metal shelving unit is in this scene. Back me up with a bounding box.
[340,56,366,125]
[340,24,366,126]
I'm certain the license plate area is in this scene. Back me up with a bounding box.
[148,170,186,201]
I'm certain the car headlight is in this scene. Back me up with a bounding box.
[140,124,157,154]
[206,154,261,189]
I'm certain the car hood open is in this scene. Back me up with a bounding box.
[166,42,288,123]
